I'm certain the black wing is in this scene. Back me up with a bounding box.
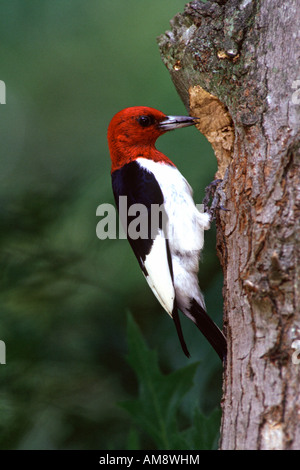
[112,161,164,268]
[112,161,190,356]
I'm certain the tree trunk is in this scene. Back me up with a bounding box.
[158,0,300,450]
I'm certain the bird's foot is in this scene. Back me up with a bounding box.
[203,178,229,220]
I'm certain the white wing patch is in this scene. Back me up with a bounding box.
[137,157,210,313]
[143,229,175,317]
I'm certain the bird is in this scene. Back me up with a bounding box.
[107,106,226,360]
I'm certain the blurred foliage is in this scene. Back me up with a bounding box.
[0,0,223,449]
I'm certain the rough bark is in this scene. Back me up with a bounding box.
[158,0,300,450]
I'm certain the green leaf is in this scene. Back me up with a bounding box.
[125,427,141,451]
[188,407,222,450]
[120,313,199,450]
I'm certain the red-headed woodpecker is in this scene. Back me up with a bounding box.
[107,106,226,360]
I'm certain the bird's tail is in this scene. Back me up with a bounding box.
[184,298,227,361]
[172,305,191,358]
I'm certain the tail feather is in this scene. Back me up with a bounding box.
[184,298,227,361]
[172,305,190,358]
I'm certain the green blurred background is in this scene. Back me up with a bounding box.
[0,0,223,449]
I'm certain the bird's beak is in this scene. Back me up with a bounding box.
[158,115,199,131]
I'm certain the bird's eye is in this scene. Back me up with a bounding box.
[137,115,154,127]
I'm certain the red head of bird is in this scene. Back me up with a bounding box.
[107,106,198,172]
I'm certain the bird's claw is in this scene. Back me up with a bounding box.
[203,179,229,220]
